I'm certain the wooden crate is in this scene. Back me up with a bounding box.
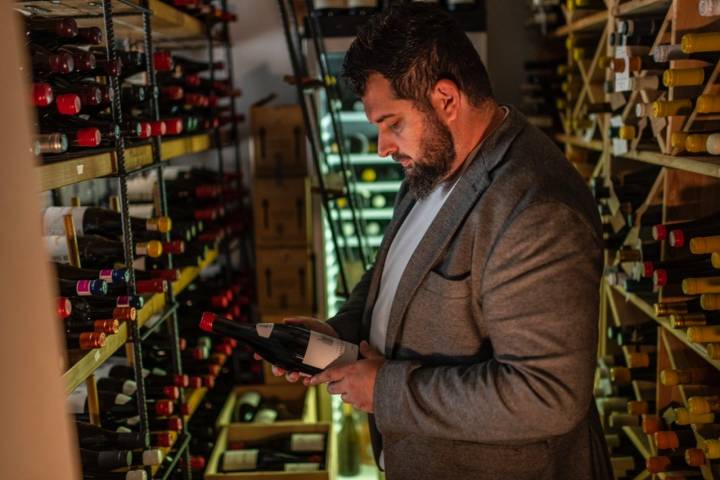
[250,104,307,178]
[255,248,315,312]
[215,385,317,427]
[205,422,333,480]
[252,177,312,248]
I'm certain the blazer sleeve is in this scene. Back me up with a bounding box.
[373,201,603,443]
[326,264,374,344]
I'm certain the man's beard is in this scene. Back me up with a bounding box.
[396,110,456,199]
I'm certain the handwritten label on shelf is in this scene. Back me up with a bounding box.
[76,164,85,175]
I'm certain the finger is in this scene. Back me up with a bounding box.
[326,379,347,395]
[359,341,383,360]
[286,371,301,383]
[340,392,351,404]
[271,365,286,376]
[310,365,346,385]
[253,353,263,361]
[302,376,312,386]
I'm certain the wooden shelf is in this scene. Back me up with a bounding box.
[184,387,208,423]
[609,285,720,371]
[556,134,720,179]
[37,133,213,192]
[622,426,652,460]
[62,249,219,394]
[554,10,607,36]
[553,0,671,36]
[16,0,204,41]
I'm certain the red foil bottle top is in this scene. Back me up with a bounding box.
[57,297,72,319]
[215,344,232,356]
[154,399,174,417]
[55,18,79,37]
[163,386,180,401]
[643,261,654,278]
[178,337,187,351]
[199,312,216,332]
[100,85,114,104]
[653,269,668,287]
[150,120,167,136]
[49,52,75,74]
[161,86,184,100]
[223,338,238,348]
[189,456,206,471]
[104,59,122,77]
[78,26,103,45]
[185,74,201,86]
[210,295,228,309]
[153,432,174,448]
[207,364,221,376]
[73,52,96,72]
[191,347,207,360]
[113,307,136,321]
[669,229,685,248]
[173,374,190,388]
[153,51,174,72]
[164,118,183,135]
[188,376,203,389]
[653,224,667,241]
[167,416,183,432]
[33,83,54,107]
[194,208,218,222]
[135,279,167,294]
[150,268,181,281]
[195,184,220,198]
[210,353,227,366]
[80,332,106,349]
[138,122,152,139]
[56,93,81,115]
[95,319,120,334]
[76,128,101,147]
[79,86,103,106]
[202,375,215,389]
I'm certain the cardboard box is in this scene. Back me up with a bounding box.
[255,248,315,312]
[205,422,333,480]
[216,385,317,427]
[251,104,307,177]
[252,177,312,247]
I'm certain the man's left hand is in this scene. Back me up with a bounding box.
[309,341,384,413]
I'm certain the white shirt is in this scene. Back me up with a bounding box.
[369,179,459,353]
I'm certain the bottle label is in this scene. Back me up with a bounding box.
[129,203,155,219]
[132,257,147,271]
[223,449,259,471]
[303,331,359,370]
[43,206,87,236]
[125,416,141,426]
[67,389,88,414]
[75,280,93,296]
[136,243,149,256]
[256,323,274,338]
[254,408,278,424]
[238,392,261,408]
[284,463,320,472]
[44,235,70,263]
[290,433,325,452]
[98,269,114,282]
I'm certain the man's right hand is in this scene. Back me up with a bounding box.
[253,317,338,386]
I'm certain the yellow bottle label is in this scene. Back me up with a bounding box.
[682,32,720,54]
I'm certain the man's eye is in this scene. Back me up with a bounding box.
[390,122,400,132]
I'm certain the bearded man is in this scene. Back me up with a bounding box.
[268,3,612,479]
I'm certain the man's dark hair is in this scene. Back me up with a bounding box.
[342,2,493,108]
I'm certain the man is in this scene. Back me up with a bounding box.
[270,4,611,479]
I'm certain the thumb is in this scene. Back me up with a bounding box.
[360,340,383,360]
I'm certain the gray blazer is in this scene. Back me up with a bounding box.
[328,106,612,480]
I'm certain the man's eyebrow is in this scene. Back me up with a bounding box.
[373,113,396,124]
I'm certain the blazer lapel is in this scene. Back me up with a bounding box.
[383,106,528,355]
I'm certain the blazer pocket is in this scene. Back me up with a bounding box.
[422,270,472,299]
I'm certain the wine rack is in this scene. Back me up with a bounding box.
[15,0,248,478]
[535,0,720,478]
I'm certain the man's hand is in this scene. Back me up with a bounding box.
[253,317,338,386]
[309,341,384,413]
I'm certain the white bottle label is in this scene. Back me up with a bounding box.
[67,389,88,414]
[129,203,155,219]
[44,235,70,263]
[253,408,278,424]
[256,323,274,338]
[43,206,88,236]
[285,463,320,472]
[290,433,325,452]
[223,449,259,471]
[238,392,261,408]
[302,331,359,370]
[126,177,156,202]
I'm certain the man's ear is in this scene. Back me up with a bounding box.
[430,79,461,122]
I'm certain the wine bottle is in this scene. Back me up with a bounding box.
[107,364,189,388]
[58,278,108,297]
[66,331,105,350]
[663,66,713,87]
[653,211,720,241]
[646,454,697,473]
[683,277,720,296]
[338,403,360,476]
[43,206,171,238]
[654,429,696,451]
[55,263,129,285]
[68,388,134,415]
[229,432,326,453]
[82,471,147,480]
[199,313,358,376]
[74,421,144,450]
[45,235,163,268]
[80,448,132,472]
[33,133,68,155]
[661,368,718,386]
[653,259,716,288]
[65,319,119,335]
[70,295,144,310]
[232,391,261,422]
[96,377,137,396]
[221,449,322,473]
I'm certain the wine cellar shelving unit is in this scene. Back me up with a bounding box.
[542,0,720,478]
[15,0,245,478]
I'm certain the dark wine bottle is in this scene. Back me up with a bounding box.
[74,421,144,450]
[43,206,171,238]
[69,295,144,310]
[55,263,129,284]
[199,313,358,375]
[68,388,134,415]
[233,391,261,422]
[45,234,163,268]
[82,471,147,480]
[58,278,108,297]
[96,376,138,396]
[66,331,105,350]
[65,319,119,335]
[80,448,132,472]
[230,432,326,453]
[221,449,322,472]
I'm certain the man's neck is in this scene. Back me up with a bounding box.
[445,101,504,179]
